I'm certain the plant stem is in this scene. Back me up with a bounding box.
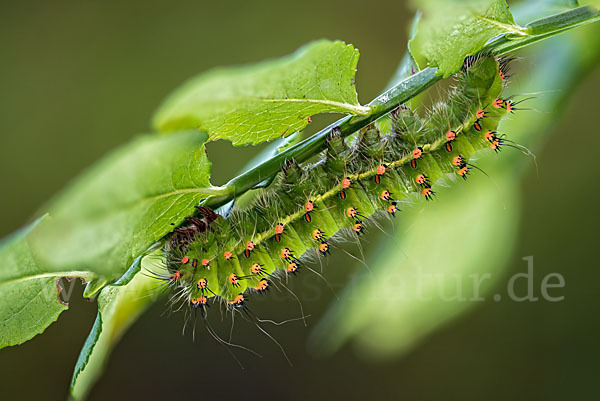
[201,5,600,210]
[482,6,600,54]
[201,67,440,209]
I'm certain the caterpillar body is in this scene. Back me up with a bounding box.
[158,55,515,310]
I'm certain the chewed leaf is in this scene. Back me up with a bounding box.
[0,217,94,349]
[152,40,370,146]
[409,0,517,76]
[30,131,218,280]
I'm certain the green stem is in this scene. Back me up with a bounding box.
[201,5,599,210]
[482,6,600,54]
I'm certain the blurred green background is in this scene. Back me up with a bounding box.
[1,1,599,400]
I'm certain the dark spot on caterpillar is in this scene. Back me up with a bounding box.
[186,216,207,231]
[170,206,221,249]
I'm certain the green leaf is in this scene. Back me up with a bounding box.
[409,0,517,76]
[0,217,94,349]
[152,40,369,146]
[30,130,219,280]
[69,253,164,401]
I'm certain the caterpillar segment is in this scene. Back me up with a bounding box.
[162,55,514,308]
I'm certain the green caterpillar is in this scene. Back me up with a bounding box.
[157,55,514,309]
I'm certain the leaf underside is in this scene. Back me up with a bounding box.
[409,0,516,76]
[30,131,214,280]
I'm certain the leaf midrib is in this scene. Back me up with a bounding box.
[0,271,92,287]
[60,186,225,222]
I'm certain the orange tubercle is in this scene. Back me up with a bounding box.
[280,248,291,259]
[256,279,269,292]
[229,273,240,286]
